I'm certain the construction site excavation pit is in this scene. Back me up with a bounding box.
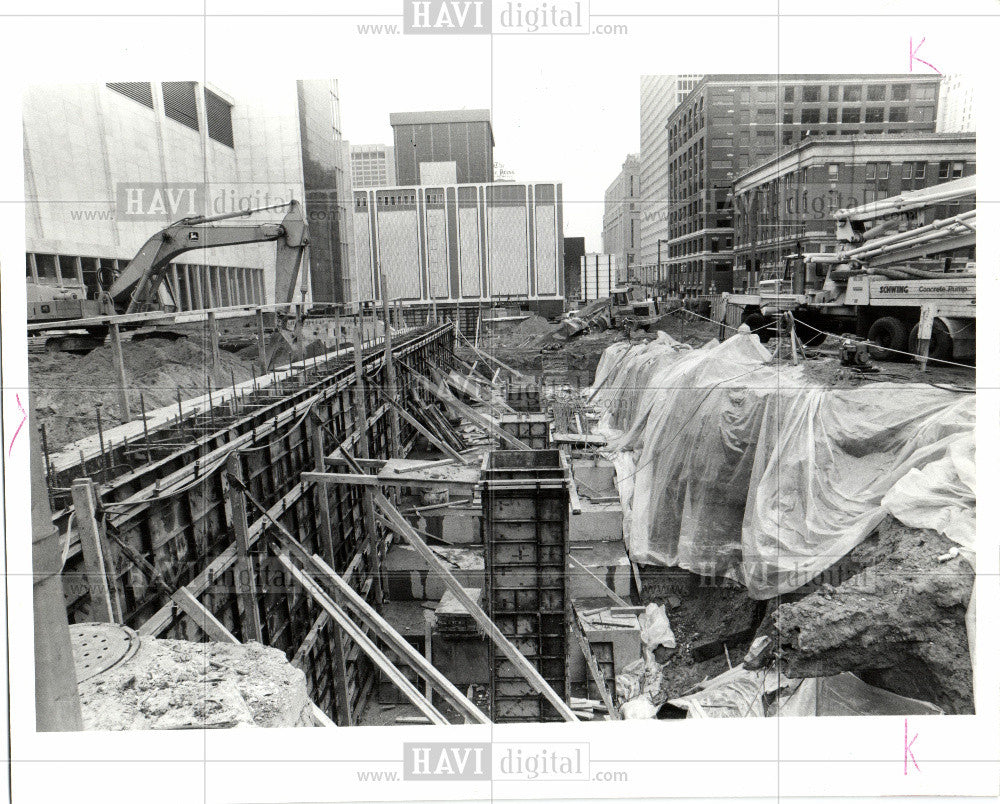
[30,308,975,729]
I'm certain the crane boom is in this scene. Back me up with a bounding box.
[108,200,308,314]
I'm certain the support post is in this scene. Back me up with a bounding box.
[309,417,354,725]
[225,453,263,643]
[380,273,402,458]
[71,478,121,624]
[32,427,83,731]
[208,310,221,369]
[256,308,267,370]
[109,322,131,422]
[352,324,384,606]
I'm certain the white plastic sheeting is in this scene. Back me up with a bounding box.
[741,385,974,596]
[594,329,976,599]
[664,666,943,718]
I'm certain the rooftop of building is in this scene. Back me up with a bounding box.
[734,131,977,188]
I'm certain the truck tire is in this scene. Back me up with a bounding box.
[867,316,907,361]
[742,312,772,343]
[908,320,953,364]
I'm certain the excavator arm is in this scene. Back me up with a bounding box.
[108,200,308,314]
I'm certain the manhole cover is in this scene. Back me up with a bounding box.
[71,623,141,683]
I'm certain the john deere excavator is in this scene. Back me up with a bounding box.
[28,200,309,355]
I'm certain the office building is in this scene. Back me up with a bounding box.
[351,143,397,187]
[602,154,641,282]
[638,75,702,277]
[389,109,494,185]
[732,133,976,289]
[665,74,942,295]
[24,78,355,307]
[937,75,975,133]
[352,181,564,316]
[563,236,586,300]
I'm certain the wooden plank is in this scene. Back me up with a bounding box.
[402,366,532,450]
[208,311,221,368]
[302,471,471,490]
[569,612,620,721]
[380,274,401,458]
[308,553,489,724]
[225,453,263,643]
[568,555,631,607]
[109,322,131,422]
[377,391,469,464]
[372,489,578,722]
[352,323,384,606]
[171,587,335,727]
[275,552,449,725]
[225,471,488,725]
[171,587,239,644]
[291,611,330,668]
[71,479,120,623]
[309,419,353,726]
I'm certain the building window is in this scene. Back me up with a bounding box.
[914,84,936,100]
[162,81,199,131]
[842,85,862,102]
[913,106,935,122]
[784,86,795,102]
[801,108,821,124]
[902,162,914,180]
[866,84,887,101]
[865,107,885,123]
[826,107,838,123]
[204,89,234,148]
[842,107,861,123]
[107,82,154,109]
[828,163,839,181]
[891,84,911,101]
[802,85,821,103]
[782,110,793,125]
[914,162,926,179]
[888,106,908,122]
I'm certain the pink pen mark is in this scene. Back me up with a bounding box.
[909,37,941,74]
[8,394,27,456]
[904,718,920,775]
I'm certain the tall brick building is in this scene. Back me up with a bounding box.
[664,74,942,295]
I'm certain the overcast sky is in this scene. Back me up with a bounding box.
[336,55,641,251]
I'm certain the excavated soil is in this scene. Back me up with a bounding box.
[757,517,974,713]
[638,566,766,700]
[30,335,259,450]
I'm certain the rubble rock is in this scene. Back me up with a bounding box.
[764,518,974,713]
[79,637,314,729]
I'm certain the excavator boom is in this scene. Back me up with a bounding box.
[108,200,308,314]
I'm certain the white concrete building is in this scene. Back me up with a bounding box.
[937,75,975,133]
[24,79,355,308]
[351,143,396,187]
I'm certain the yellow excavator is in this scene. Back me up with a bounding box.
[28,200,309,353]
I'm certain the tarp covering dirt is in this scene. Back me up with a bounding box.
[594,327,976,598]
[663,665,943,718]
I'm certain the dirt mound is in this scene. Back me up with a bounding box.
[30,335,259,450]
[757,517,974,713]
[513,314,556,336]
